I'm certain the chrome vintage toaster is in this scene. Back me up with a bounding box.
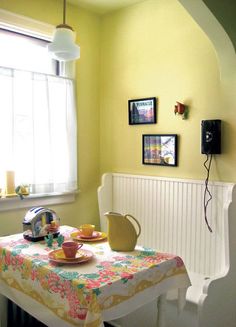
[23,206,60,241]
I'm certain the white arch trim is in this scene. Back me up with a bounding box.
[178,0,236,82]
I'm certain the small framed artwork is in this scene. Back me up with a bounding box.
[142,134,178,166]
[128,97,156,125]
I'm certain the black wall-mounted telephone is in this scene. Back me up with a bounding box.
[201,119,222,232]
[201,119,221,154]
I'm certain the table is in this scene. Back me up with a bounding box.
[0,226,191,327]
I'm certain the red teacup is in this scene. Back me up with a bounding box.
[62,241,83,259]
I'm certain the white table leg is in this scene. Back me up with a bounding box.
[157,294,167,327]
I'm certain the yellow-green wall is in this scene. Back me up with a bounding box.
[0,0,236,235]
[0,0,101,235]
[100,0,236,181]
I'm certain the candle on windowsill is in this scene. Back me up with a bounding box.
[5,170,16,196]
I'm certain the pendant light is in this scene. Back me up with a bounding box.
[48,0,80,62]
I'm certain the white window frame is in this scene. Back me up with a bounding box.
[0,9,76,211]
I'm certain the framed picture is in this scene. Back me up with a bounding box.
[128,97,156,125]
[142,134,178,166]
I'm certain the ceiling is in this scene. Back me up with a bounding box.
[67,0,236,50]
[68,0,146,15]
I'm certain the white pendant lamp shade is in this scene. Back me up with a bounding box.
[48,24,80,61]
[47,0,80,62]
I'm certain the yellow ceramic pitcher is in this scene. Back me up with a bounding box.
[105,212,141,251]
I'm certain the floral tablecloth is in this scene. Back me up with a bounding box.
[0,226,191,327]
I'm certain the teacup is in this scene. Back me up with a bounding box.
[62,241,83,259]
[79,224,95,237]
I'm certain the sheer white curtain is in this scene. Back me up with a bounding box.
[0,67,77,194]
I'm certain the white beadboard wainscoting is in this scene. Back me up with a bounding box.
[98,173,236,327]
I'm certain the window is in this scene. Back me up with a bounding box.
[0,28,58,75]
[0,13,77,207]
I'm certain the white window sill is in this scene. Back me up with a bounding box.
[0,192,76,212]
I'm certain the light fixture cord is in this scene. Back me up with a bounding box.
[63,0,66,24]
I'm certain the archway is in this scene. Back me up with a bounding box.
[178,0,236,82]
